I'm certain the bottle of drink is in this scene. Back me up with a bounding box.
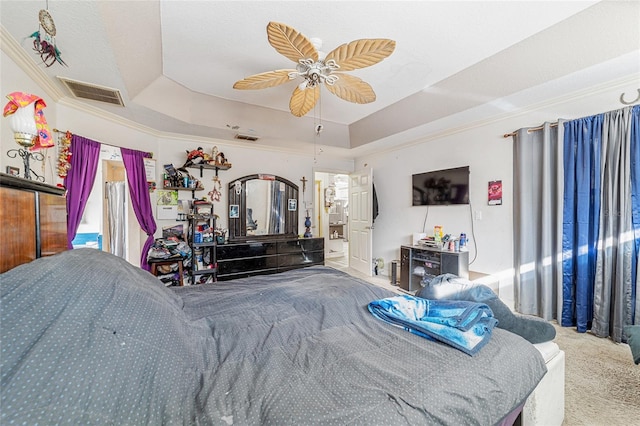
[460,233,467,251]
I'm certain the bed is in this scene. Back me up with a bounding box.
[1,249,548,425]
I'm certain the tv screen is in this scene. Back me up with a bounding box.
[412,166,470,206]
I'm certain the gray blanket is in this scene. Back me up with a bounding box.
[1,249,547,425]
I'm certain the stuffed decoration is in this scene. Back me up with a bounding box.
[182,147,212,168]
[215,151,227,166]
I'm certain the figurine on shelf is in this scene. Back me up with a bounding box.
[182,147,212,169]
[215,151,226,166]
[214,227,227,244]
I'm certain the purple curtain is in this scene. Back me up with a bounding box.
[121,147,156,271]
[64,135,101,249]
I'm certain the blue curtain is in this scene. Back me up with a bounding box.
[561,115,603,331]
[562,105,640,335]
[632,106,640,325]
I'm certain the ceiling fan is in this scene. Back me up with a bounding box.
[233,22,396,117]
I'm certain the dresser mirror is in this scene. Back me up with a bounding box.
[228,174,299,242]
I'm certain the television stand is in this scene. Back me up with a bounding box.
[399,245,469,292]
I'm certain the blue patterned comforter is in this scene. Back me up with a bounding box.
[368,295,498,355]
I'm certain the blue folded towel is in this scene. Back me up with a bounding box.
[368,294,498,356]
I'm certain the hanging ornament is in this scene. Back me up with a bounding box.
[208,176,223,202]
[29,2,67,67]
[56,130,71,179]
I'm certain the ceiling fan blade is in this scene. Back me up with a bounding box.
[233,69,296,90]
[325,73,376,104]
[289,85,320,117]
[324,39,396,71]
[267,22,318,63]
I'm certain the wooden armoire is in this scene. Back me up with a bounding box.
[0,173,67,273]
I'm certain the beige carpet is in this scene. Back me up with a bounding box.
[553,323,640,426]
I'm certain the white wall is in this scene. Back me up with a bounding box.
[356,74,639,298]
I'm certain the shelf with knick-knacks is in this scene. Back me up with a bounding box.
[183,145,232,177]
[162,163,205,198]
[188,163,231,178]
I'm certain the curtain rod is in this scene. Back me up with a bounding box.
[503,121,558,138]
[53,128,152,157]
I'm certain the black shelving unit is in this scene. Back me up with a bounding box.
[399,245,469,292]
[187,211,217,284]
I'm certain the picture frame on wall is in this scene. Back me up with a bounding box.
[288,199,297,211]
[229,204,239,218]
[6,166,19,176]
[488,180,502,206]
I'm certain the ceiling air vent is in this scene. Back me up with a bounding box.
[57,77,125,107]
[235,134,260,142]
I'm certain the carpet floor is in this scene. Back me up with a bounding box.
[553,323,640,425]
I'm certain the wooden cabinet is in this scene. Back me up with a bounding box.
[0,173,67,273]
[217,237,324,281]
[399,245,468,292]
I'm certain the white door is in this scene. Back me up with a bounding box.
[349,168,373,276]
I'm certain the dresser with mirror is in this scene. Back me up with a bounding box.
[218,174,323,281]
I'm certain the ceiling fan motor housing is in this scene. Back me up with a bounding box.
[296,60,339,88]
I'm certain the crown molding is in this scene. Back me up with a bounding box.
[0,25,66,101]
[354,73,640,162]
[55,96,328,158]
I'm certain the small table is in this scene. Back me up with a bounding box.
[149,257,184,286]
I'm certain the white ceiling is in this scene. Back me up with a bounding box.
[1,1,639,157]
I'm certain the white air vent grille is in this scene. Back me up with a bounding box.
[57,77,125,107]
[235,134,260,141]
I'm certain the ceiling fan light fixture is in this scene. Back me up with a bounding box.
[233,21,395,117]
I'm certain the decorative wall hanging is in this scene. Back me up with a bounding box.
[29,1,67,67]
[208,176,223,202]
[56,129,72,178]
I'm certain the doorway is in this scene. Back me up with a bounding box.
[102,160,127,258]
[314,171,349,269]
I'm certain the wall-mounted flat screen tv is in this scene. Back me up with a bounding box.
[412,166,470,206]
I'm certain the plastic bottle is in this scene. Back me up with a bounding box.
[460,233,468,251]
